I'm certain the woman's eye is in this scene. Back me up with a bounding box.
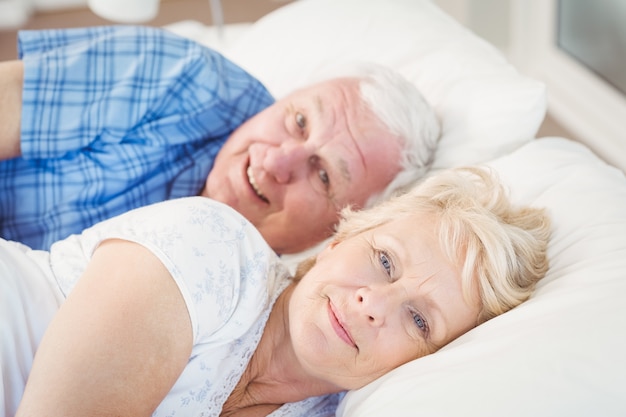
[295,112,306,129]
[412,312,428,332]
[379,251,392,275]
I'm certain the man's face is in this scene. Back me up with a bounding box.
[202,78,403,254]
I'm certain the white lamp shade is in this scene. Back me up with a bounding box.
[88,0,160,23]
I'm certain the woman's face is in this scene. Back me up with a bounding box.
[288,212,481,390]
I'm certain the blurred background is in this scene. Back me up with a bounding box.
[1,0,623,171]
[0,0,295,60]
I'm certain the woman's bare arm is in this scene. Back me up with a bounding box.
[0,60,23,160]
[16,239,193,417]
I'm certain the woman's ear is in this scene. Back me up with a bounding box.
[293,239,341,281]
[317,239,340,260]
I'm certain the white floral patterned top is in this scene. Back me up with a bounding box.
[48,197,342,417]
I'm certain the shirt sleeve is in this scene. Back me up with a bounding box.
[18,25,273,159]
[50,196,284,342]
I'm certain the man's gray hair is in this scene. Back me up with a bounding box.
[310,62,441,208]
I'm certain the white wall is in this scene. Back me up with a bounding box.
[0,0,87,29]
[432,0,511,51]
[433,0,626,173]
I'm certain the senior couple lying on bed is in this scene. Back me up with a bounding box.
[0,26,551,416]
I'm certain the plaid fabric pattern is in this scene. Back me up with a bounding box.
[0,25,274,250]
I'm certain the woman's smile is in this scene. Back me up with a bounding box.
[328,301,357,349]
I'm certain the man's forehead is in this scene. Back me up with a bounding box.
[305,76,359,98]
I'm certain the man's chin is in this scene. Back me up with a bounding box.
[253,226,289,254]
[264,234,318,256]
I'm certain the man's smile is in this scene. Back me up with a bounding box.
[247,165,269,203]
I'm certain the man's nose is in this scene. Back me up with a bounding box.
[355,284,399,327]
[262,141,310,184]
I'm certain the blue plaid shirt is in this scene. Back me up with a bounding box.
[0,25,274,250]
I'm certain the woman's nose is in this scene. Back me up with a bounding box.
[355,285,397,327]
[262,141,310,184]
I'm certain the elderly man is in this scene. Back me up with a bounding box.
[0,25,440,254]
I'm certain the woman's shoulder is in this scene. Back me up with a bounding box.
[115,196,272,257]
[126,196,260,236]
[155,196,252,224]
[50,196,277,295]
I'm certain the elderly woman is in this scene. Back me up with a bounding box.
[3,166,550,417]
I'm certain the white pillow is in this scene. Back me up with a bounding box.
[164,20,251,55]
[225,0,547,170]
[337,137,626,417]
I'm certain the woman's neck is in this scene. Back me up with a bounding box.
[221,283,341,415]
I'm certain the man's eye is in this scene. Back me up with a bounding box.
[412,311,428,333]
[296,112,306,129]
[379,251,392,275]
[309,156,330,191]
[318,169,329,186]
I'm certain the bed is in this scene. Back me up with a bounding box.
[165,0,626,415]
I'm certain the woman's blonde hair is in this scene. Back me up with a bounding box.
[295,166,551,324]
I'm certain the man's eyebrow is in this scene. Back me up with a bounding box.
[338,158,351,182]
[314,94,324,117]
[313,93,353,183]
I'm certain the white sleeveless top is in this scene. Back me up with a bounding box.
[0,197,341,417]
